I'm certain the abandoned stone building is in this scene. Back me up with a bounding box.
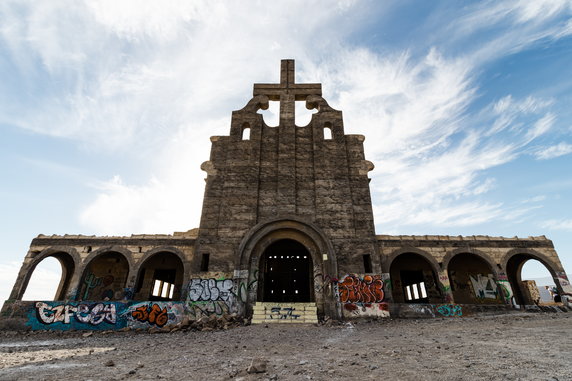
[2,60,571,330]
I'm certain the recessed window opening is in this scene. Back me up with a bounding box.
[405,282,428,301]
[152,279,175,299]
[257,101,279,127]
[242,123,251,140]
[200,253,210,272]
[363,254,373,273]
[323,122,333,140]
[295,101,317,126]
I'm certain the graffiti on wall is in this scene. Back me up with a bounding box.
[29,301,191,330]
[236,270,258,303]
[126,302,186,328]
[469,274,499,300]
[270,306,301,320]
[187,278,236,319]
[188,278,233,302]
[438,272,453,303]
[338,275,389,318]
[497,279,514,305]
[338,275,384,303]
[435,304,463,317]
[556,272,572,293]
[82,272,119,300]
[30,302,123,330]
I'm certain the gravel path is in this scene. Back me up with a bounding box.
[0,313,571,380]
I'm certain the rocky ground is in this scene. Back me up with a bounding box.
[0,312,571,381]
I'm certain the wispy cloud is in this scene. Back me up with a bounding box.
[1,0,571,237]
[541,219,572,231]
[535,142,572,160]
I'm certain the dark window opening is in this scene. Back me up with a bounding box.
[200,253,210,272]
[363,254,373,273]
[150,269,176,301]
[400,270,429,303]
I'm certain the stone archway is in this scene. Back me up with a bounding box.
[260,239,313,303]
[389,252,441,303]
[237,218,337,319]
[505,252,561,306]
[133,251,185,301]
[20,251,76,301]
[447,253,502,304]
[78,252,129,301]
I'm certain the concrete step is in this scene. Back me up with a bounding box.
[251,302,318,324]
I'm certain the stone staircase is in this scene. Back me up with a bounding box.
[251,302,318,324]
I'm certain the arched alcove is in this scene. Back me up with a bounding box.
[389,252,441,303]
[78,252,129,301]
[134,251,185,301]
[447,253,502,304]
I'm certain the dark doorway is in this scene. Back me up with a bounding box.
[261,239,312,302]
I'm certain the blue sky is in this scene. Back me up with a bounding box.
[1,0,572,303]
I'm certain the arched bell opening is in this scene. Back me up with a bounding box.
[258,239,314,303]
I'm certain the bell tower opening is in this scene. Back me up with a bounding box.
[261,239,313,303]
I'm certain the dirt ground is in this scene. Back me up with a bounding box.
[0,312,571,381]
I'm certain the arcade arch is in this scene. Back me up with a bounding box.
[21,251,75,301]
[78,251,129,301]
[447,253,502,304]
[389,252,440,303]
[134,251,185,301]
[505,252,560,306]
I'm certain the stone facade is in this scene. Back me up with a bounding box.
[2,60,571,329]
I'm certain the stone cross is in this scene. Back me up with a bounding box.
[253,60,322,124]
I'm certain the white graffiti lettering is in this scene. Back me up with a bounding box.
[35,302,116,325]
[188,279,233,302]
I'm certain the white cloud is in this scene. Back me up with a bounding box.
[535,142,572,160]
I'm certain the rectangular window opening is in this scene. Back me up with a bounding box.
[200,253,210,272]
[363,254,373,273]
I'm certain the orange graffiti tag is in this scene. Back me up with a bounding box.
[131,304,169,327]
[339,275,384,303]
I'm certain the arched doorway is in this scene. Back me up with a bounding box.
[259,239,313,303]
[448,253,502,304]
[78,252,129,301]
[389,253,440,303]
[22,252,75,301]
[134,251,184,301]
[506,253,559,306]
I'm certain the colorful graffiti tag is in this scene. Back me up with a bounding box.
[338,275,384,303]
[126,302,186,328]
[130,304,169,327]
[338,275,389,318]
[435,304,463,317]
[187,278,236,319]
[469,274,499,300]
[30,302,124,330]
